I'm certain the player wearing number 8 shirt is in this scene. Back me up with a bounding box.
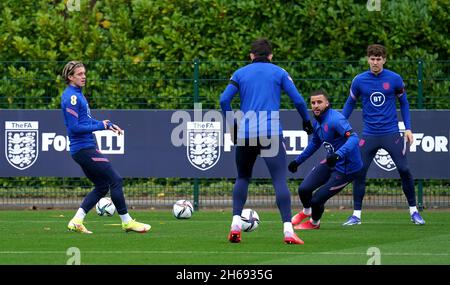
[61,61,151,234]
[341,44,425,226]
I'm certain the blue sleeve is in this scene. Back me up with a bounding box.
[334,117,359,158]
[294,130,321,164]
[281,72,311,122]
[63,96,104,134]
[341,95,356,119]
[395,78,412,130]
[219,83,239,130]
[341,77,359,118]
[398,95,411,130]
[336,133,359,158]
[219,84,238,114]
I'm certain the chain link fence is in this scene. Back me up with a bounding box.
[1,178,449,210]
[0,60,449,209]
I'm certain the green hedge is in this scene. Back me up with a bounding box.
[0,0,448,110]
[3,0,447,61]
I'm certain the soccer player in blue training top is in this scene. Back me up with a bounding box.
[220,38,313,245]
[341,44,425,226]
[61,61,151,234]
[288,90,363,229]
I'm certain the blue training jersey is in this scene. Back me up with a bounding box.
[295,108,362,175]
[341,68,411,136]
[61,85,104,154]
[219,59,310,138]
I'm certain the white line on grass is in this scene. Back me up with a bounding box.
[0,250,448,256]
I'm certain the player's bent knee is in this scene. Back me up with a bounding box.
[95,186,109,196]
[110,176,123,186]
[298,185,314,195]
[310,196,326,206]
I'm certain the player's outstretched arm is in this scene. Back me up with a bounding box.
[220,83,239,144]
[281,74,313,134]
[64,107,104,134]
[289,133,322,173]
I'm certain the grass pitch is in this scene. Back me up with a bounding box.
[0,209,448,265]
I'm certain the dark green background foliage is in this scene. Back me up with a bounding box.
[0,0,448,110]
[1,0,448,61]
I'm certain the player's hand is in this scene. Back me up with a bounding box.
[106,121,123,135]
[103,120,111,129]
[303,120,313,135]
[288,160,300,173]
[404,130,414,145]
[111,124,123,135]
[326,153,340,167]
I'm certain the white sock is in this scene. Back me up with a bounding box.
[283,222,294,234]
[353,210,362,219]
[303,207,312,215]
[409,206,418,215]
[310,218,320,225]
[74,208,86,220]
[232,215,242,229]
[120,213,132,223]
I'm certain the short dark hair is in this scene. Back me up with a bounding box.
[310,89,329,101]
[367,44,386,58]
[250,38,272,57]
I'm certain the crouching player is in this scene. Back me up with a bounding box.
[288,90,362,229]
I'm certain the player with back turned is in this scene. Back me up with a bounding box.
[61,60,151,234]
[220,38,313,244]
[341,44,425,226]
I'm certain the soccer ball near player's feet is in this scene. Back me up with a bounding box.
[241,209,260,232]
[173,200,194,219]
[96,197,116,216]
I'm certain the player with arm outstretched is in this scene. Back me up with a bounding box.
[61,61,150,234]
[288,90,362,229]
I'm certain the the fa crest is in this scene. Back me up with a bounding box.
[373,122,406,172]
[187,122,221,171]
[373,148,396,171]
[5,121,39,170]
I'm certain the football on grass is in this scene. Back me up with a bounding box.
[173,200,194,219]
[95,197,116,216]
[241,208,260,232]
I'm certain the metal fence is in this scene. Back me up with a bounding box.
[1,60,449,110]
[1,178,449,210]
[0,60,449,209]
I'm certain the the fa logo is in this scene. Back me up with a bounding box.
[373,122,405,171]
[5,121,39,170]
[373,148,396,171]
[187,122,221,171]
